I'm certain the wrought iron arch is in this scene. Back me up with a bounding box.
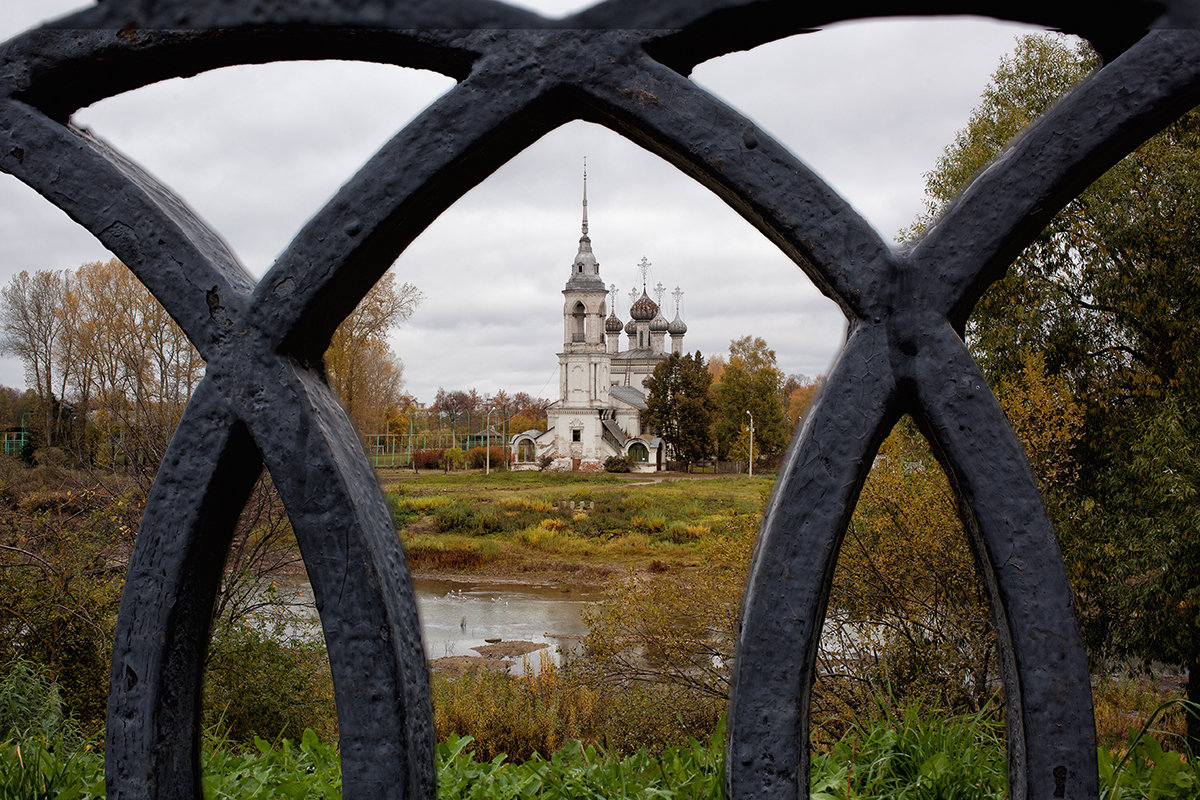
[2,3,1198,800]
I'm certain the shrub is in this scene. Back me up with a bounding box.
[411,449,445,470]
[204,622,337,743]
[466,446,507,470]
[433,504,474,534]
[404,536,497,571]
[603,455,630,473]
[663,522,707,544]
[471,510,507,535]
[621,494,652,510]
[442,448,465,471]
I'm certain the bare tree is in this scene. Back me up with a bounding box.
[0,269,72,447]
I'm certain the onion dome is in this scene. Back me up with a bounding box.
[625,318,638,335]
[605,312,623,333]
[650,310,670,332]
[629,290,658,321]
[668,311,688,336]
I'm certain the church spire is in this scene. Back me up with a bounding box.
[581,157,588,237]
[565,158,604,291]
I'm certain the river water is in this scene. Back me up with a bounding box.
[262,576,602,671]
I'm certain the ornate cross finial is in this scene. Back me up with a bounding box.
[654,281,666,306]
[672,286,684,315]
[628,287,639,305]
[637,256,651,289]
[609,282,618,310]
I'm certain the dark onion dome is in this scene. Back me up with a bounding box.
[629,289,658,320]
[605,312,623,333]
[650,310,670,332]
[668,312,688,335]
[625,318,638,334]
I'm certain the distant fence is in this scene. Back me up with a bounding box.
[367,433,510,468]
[1,430,26,459]
[665,460,746,474]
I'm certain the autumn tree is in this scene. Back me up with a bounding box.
[710,336,788,461]
[68,259,204,474]
[783,375,823,429]
[506,392,551,434]
[827,420,997,714]
[644,351,714,468]
[0,269,72,448]
[324,273,421,438]
[916,32,1200,747]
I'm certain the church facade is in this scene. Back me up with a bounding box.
[511,172,688,473]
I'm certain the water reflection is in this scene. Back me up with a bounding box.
[260,576,601,672]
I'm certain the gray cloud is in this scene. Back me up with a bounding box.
[0,3,1049,403]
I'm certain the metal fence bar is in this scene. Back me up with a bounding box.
[2,4,1197,799]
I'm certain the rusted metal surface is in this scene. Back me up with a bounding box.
[2,2,1198,799]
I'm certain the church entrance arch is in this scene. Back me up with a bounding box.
[512,435,538,463]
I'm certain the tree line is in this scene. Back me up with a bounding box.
[0,260,423,475]
[643,334,821,470]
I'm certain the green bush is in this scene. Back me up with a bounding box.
[810,703,1006,800]
[442,448,465,471]
[204,622,337,743]
[433,503,474,534]
[0,503,123,734]
[603,455,630,473]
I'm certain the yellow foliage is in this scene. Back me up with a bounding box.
[996,349,1083,495]
[829,418,997,714]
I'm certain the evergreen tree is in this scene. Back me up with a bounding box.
[644,351,713,468]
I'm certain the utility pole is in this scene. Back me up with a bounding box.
[745,409,754,478]
[485,407,496,476]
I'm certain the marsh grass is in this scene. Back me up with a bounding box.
[386,473,763,575]
[1092,672,1191,752]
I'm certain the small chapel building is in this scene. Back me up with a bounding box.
[511,170,689,473]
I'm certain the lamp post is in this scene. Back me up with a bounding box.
[485,408,496,476]
[745,409,754,478]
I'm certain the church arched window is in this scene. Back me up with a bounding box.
[571,301,586,342]
[628,442,649,463]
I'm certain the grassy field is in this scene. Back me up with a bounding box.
[381,470,770,581]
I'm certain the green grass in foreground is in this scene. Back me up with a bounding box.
[4,708,1197,799]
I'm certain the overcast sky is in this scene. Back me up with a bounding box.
[0,2,1050,405]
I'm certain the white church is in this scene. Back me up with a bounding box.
[511,170,689,472]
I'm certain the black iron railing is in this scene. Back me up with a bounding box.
[2,3,1198,799]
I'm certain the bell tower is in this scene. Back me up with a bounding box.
[559,160,611,407]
